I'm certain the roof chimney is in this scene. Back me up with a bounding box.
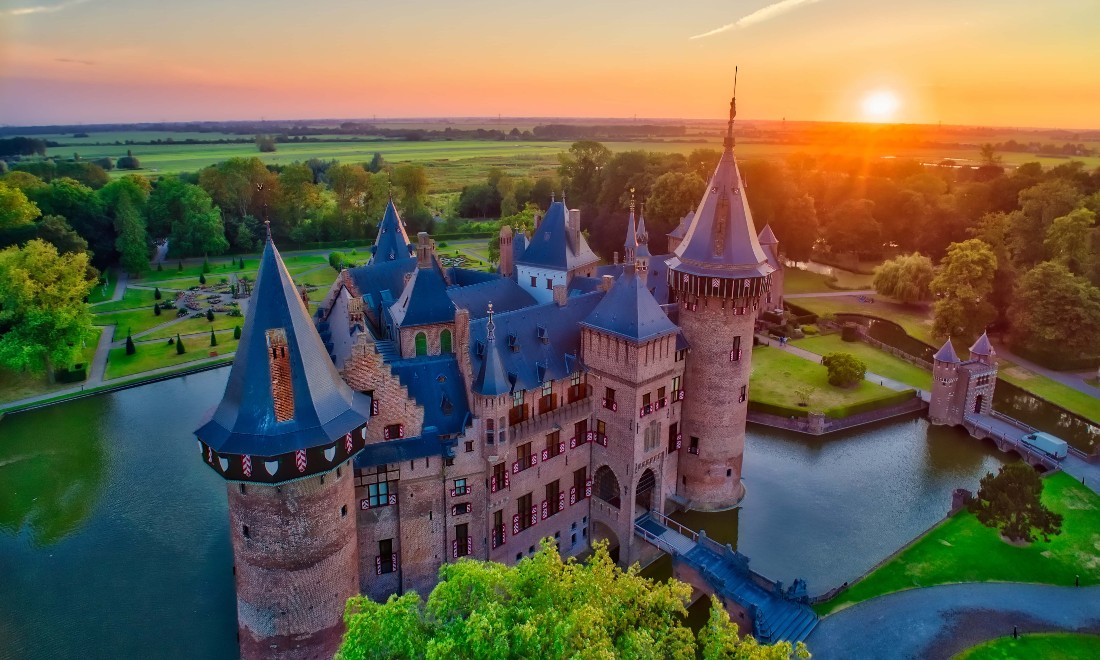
[600,275,615,292]
[553,284,568,307]
[416,232,432,269]
[499,225,514,278]
[566,208,581,254]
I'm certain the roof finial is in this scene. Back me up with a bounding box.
[257,182,272,240]
[484,301,497,338]
[264,219,272,241]
[561,190,567,206]
[629,187,636,213]
[725,65,738,150]
[551,191,556,203]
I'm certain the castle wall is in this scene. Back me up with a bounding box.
[516,264,567,304]
[676,298,757,510]
[397,322,456,359]
[227,467,359,660]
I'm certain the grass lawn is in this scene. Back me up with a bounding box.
[92,307,173,341]
[793,334,933,390]
[105,332,240,379]
[0,328,102,405]
[791,295,935,345]
[998,360,1100,426]
[749,345,905,415]
[954,633,1100,659]
[142,314,242,341]
[294,267,341,287]
[134,253,326,284]
[87,270,119,303]
[783,269,837,294]
[815,471,1100,616]
[90,286,160,313]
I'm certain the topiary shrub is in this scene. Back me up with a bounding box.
[210,328,218,347]
[841,322,861,342]
[821,352,866,387]
[176,334,186,355]
[153,303,161,316]
[233,325,242,340]
[802,324,819,335]
[125,335,136,355]
[198,273,206,286]
[206,308,215,322]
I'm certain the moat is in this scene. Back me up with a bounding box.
[0,367,1014,659]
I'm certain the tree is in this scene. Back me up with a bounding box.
[176,333,185,355]
[31,177,113,267]
[339,541,802,659]
[391,164,429,218]
[255,135,277,152]
[1008,261,1100,357]
[979,143,1003,167]
[931,239,998,343]
[153,303,161,317]
[154,287,161,300]
[114,193,149,275]
[210,328,217,347]
[366,152,385,173]
[1044,208,1095,276]
[821,352,866,387]
[147,178,229,258]
[125,334,136,355]
[206,308,214,322]
[822,198,881,257]
[0,181,41,229]
[117,150,141,170]
[233,325,241,340]
[558,140,611,209]
[647,171,706,237]
[199,272,206,285]
[0,239,97,379]
[36,215,88,256]
[699,596,810,660]
[276,162,324,232]
[872,252,934,303]
[1011,180,1080,266]
[487,204,539,263]
[967,462,1063,543]
[968,211,1019,323]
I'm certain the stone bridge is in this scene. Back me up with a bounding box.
[962,411,1062,472]
[634,511,817,645]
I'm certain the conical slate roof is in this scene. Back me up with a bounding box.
[934,338,960,363]
[580,267,678,343]
[515,201,599,271]
[969,331,994,357]
[758,224,778,245]
[389,263,456,328]
[370,198,412,264]
[196,235,372,456]
[624,206,639,251]
[636,208,649,244]
[666,100,773,280]
[473,306,511,395]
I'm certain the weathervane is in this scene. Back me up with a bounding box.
[726,65,739,149]
[487,302,496,341]
[629,187,636,212]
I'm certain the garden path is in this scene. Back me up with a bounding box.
[991,339,1100,398]
[806,583,1100,660]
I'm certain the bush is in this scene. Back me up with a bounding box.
[153,304,161,316]
[748,400,811,418]
[154,287,161,300]
[125,335,136,355]
[206,308,215,322]
[176,334,185,354]
[176,309,187,318]
[802,324,819,335]
[55,364,87,383]
[841,323,861,342]
[198,273,206,285]
[822,352,866,387]
[210,328,218,347]
[233,325,242,340]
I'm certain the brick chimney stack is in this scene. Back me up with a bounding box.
[566,208,581,253]
[600,275,615,292]
[416,232,433,269]
[553,284,568,306]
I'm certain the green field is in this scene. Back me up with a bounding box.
[749,345,907,415]
[955,633,1100,659]
[815,471,1100,616]
[90,286,160,313]
[104,330,239,380]
[91,307,174,341]
[0,327,101,405]
[87,270,119,304]
[784,267,874,294]
[142,314,242,341]
[791,295,935,345]
[793,334,933,390]
[998,360,1100,426]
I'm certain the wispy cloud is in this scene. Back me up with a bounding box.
[56,57,96,65]
[3,0,92,17]
[690,0,824,39]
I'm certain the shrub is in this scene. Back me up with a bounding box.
[176,334,185,354]
[206,308,215,322]
[198,273,206,285]
[822,389,914,418]
[202,257,211,273]
[841,323,861,342]
[125,335,136,355]
[233,325,242,340]
[154,287,161,300]
[802,324,819,335]
[968,462,1063,543]
[153,304,161,316]
[821,352,866,387]
[748,400,811,418]
[210,328,218,347]
[176,309,187,318]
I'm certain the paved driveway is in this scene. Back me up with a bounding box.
[806,583,1100,659]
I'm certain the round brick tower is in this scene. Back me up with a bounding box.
[196,230,373,659]
[667,89,774,511]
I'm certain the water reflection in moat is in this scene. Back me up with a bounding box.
[1,371,1008,658]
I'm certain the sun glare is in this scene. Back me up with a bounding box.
[861,90,900,123]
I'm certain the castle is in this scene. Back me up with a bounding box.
[194,97,785,659]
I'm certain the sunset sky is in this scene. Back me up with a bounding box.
[1,0,1098,128]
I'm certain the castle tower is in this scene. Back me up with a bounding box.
[499,224,514,278]
[929,338,962,425]
[195,228,373,659]
[757,224,783,309]
[666,85,775,511]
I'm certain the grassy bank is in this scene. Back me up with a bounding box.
[792,295,935,345]
[815,471,1100,616]
[0,328,102,405]
[998,361,1100,426]
[955,633,1100,659]
[749,345,909,417]
[793,334,933,391]
[105,331,240,379]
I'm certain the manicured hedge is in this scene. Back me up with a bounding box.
[784,301,818,324]
[823,389,915,418]
[55,364,87,383]
[748,400,811,418]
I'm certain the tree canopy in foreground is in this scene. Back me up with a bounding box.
[968,462,1063,543]
[339,541,809,660]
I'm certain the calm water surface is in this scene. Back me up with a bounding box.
[1,371,1009,658]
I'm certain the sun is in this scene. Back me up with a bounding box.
[861,90,901,123]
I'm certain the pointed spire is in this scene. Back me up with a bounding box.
[561,190,567,206]
[969,331,994,359]
[636,202,649,245]
[551,191,556,204]
[264,219,272,241]
[624,189,638,265]
[724,66,738,151]
[474,302,510,395]
[934,337,960,363]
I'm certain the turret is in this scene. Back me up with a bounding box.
[623,193,639,266]
[195,227,372,659]
[969,331,995,366]
[929,338,961,425]
[666,75,774,511]
[635,203,651,273]
[369,197,412,264]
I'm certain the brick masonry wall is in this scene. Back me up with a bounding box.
[341,334,424,444]
[398,322,457,359]
[227,467,359,660]
[677,296,758,510]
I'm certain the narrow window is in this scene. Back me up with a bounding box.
[486,418,495,445]
[546,278,553,289]
[530,276,537,287]
[414,332,427,356]
[379,539,394,574]
[440,329,452,354]
[242,525,250,538]
[455,523,470,557]
[465,440,474,453]
[341,504,348,517]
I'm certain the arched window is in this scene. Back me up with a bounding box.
[594,466,621,508]
[440,329,452,354]
[414,332,427,356]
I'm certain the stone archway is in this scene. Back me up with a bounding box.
[635,468,656,513]
[594,465,622,508]
[591,520,620,563]
[973,394,985,414]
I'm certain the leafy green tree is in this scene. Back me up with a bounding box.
[367,152,385,173]
[699,596,810,660]
[1008,261,1100,357]
[0,239,97,379]
[391,164,429,218]
[0,181,41,228]
[1011,179,1080,266]
[206,308,214,322]
[1044,207,1095,276]
[154,287,161,300]
[340,541,800,660]
[821,352,866,387]
[558,140,611,209]
[872,252,934,303]
[147,178,229,258]
[233,325,241,340]
[487,203,539,263]
[197,157,277,225]
[113,193,149,275]
[255,135,277,152]
[153,303,161,317]
[931,239,998,343]
[30,177,114,267]
[36,215,89,256]
[968,462,1063,543]
[968,211,1019,323]
[277,162,324,231]
[117,150,141,170]
[647,171,706,236]
[823,198,881,257]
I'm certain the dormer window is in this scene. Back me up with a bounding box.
[537,326,548,343]
[508,333,519,353]
[441,395,454,416]
[266,328,294,422]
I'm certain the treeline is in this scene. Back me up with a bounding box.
[0,137,57,157]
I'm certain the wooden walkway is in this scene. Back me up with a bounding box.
[635,512,817,644]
